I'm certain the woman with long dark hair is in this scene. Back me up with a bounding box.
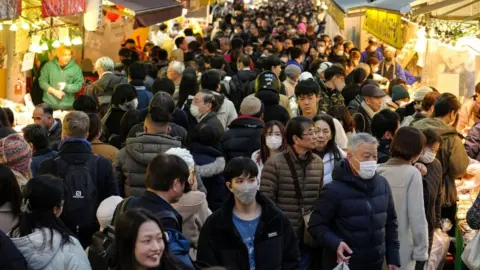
[251,121,287,180]
[0,164,22,233]
[9,175,90,269]
[327,105,356,136]
[112,208,192,270]
[177,69,199,110]
[313,114,346,185]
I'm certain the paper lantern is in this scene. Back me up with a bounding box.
[84,0,102,31]
[106,11,120,22]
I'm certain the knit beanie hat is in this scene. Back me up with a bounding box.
[96,196,123,230]
[412,86,433,102]
[240,96,264,118]
[0,133,32,177]
[299,72,314,81]
[165,147,195,171]
[391,85,410,101]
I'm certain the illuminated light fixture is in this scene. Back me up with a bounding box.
[0,24,3,30]
[71,36,82,45]
[9,22,18,31]
[64,39,72,46]
[40,43,49,51]
[52,40,60,48]
[21,22,29,30]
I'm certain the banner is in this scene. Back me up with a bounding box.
[123,26,151,52]
[364,8,406,49]
[328,1,344,30]
[0,0,21,21]
[42,0,86,17]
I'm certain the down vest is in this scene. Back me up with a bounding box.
[308,159,400,270]
[260,147,324,237]
[115,134,181,197]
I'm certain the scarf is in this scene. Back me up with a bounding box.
[361,101,376,118]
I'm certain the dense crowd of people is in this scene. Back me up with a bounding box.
[2,0,480,270]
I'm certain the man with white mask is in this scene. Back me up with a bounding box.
[197,157,300,269]
[308,133,400,270]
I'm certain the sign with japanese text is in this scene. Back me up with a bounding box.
[364,8,406,49]
[328,1,344,30]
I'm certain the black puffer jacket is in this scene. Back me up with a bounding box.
[255,90,290,126]
[420,158,443,247]
[230,70,258,111]
[220,116,264,162]
[308,159,400,270]
[197,193,300,270]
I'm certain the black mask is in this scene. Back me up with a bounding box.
[385,57,393,62]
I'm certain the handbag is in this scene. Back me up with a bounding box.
[332,262,350,270]
[283,152,318,247]
[462,232,480,270]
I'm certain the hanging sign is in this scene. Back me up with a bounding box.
[84,0,102,31]
[364,8,406,49]
[328,1,345,30]
[0,0,21,21]
[41,0,86,17]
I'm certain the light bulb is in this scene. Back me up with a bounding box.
[41,43,49,51]
[0,24,3,31]
[9,23,18,31]
[64,39,72,46]
[21,22,29,30]
[52,40,60,48]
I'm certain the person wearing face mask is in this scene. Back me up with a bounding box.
[313,114,346,185]
[190,90,225,136]
[319,66,346,113]
[9,175,91,269]
[353,83,386,134]
[328,44,346,64]
[412,93,470,210]
[378,127,429,270]
[360,37,384,63]
[401,87,439,127]
[251,121,287,180]
[309,133,400,270]
[316,39,329,61]
[378,47,407,82]
[283,64,302,98]
[197,157,300,269]
[128,62,153,110]
[417,129,443,252]
[371,109,400,164]
[261,116,323,270]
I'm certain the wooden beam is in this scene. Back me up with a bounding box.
[437,0,480,17]
[412,0,466,17]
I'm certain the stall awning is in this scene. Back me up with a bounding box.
[332,0,369,13]
[110,0,183,28]
[366,0,417,14]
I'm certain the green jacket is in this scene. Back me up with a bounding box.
[39,58,84,110]
[318,88,345,113]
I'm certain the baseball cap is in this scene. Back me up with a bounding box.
[361,84,386,97]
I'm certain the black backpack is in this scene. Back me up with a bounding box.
[54,155,99,247]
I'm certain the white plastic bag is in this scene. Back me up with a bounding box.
[462,232,480,270]
[333,262,350,270]
[427,230,450,270]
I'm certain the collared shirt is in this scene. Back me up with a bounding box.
[49,120,58,134]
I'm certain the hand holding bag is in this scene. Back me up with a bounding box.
[283,152,318,248]
[332,262,350,270]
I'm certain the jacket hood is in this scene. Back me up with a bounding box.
[11,229,63,269]
[331,159,373,192]
[196,156,225,178]
[172,191,209,220]
[255,89,280,106]
[52,57,76,70]
[237,70,257,82]
[228,116,264,129]
[413,117,458,137]
[126,134,181,165]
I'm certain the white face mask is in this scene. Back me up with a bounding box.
[317,46,326,54]
[353,156,377,180]
[336,51,344,56]
[334,79,345,91]
[266,135,283,150]
[190,104,201,118]
[118,98,138,111]
[373,67,379,73]
[232,182,258,204]
[419,149,436,164]
[281,57,289,63]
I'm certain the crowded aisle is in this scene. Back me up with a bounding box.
[1,0,480,269]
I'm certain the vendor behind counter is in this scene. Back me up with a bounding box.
[39,46,84,110]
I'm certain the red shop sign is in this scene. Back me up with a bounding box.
[42,0,86,17]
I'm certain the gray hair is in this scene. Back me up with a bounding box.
[95,57,114,72]
[169,61,185,75]
[347,133,378,151]
[284,65,301,79]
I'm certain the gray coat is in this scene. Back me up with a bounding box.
[115,133,182,197]
[11,229,91,270]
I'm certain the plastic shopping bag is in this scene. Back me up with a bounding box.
[427,230,450,270]
[462,232,480,270]
[333,262,350,270]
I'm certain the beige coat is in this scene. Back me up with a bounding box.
[378,159,429,269]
